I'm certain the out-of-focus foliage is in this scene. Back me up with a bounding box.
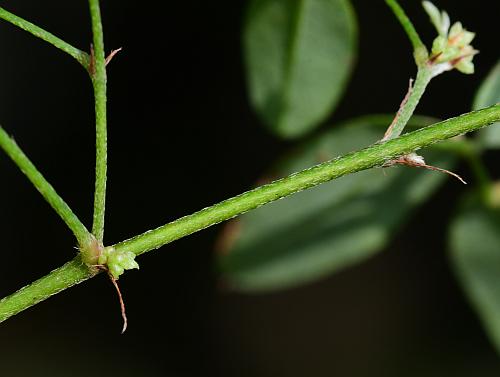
[218,115,456,292]
[243,0,357,138]
[474,61,500,148]
[449,198,500,354]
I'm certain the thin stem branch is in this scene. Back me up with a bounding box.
[0,105,498,324]
[383,67,433,140]
[385,0,428,65]
[0,126,91,246]
[89,0,108,242]
[0,6,89,68]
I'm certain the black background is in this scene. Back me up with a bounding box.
[0,1,499,376]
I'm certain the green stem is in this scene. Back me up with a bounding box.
[384,67,433,140]
[385,0,428,65]
[89,0,108,242]
[0,6,89,68]
[0,257,96,323]
[0,126,91,246]
[113,105,500,256]
[1,105,498,324]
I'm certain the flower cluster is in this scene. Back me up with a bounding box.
[423,1,478,75]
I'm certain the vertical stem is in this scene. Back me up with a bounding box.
[89,0,107,242]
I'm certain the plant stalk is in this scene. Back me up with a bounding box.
[112,105,499,256]
[384,67,433,140]
[0,105,498,324]
[0,126,91,245]
[0,257,96,323]
[0,6,89,68]
[89,0,108,242]
[385,0,428,65]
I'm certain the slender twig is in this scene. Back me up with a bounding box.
[385,0,428,65]
[0,7,89,68]
[0,126,91,245]
[383,67,433,140]
[88,0,108,242]
[383,78,414,140]
[0,105,498,324]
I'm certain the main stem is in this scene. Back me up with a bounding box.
[0,105,498,324]
[0,257,95,323]
[112,105,500,257]
[89,0,108,243]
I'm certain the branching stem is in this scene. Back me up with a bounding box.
[0,126,91,246]
[0,105,498,324]
[385,0,428,65]
[0,6,89,68]
[383,67,433,140]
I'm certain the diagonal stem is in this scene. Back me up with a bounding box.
[113,105,500,256]
[383,67,433,140]
[0,126,91,246]
[385,0,428,66]
[0,257,96,323]
[0,105,498,324]
[0,6,89,69]
[88,0,108,242]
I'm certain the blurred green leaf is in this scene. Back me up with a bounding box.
[474,61,500,148]
[243,0,357,138]
[449,198,500,354]
[218,115,455,292]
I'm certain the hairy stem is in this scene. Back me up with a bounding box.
[113,105,500,256]
[384,67,433,140]
[89,0,108,242]
[0,105,498,324]
[0,126,91,245]
[0,257,95,323]
[385,0,428,65]
[0,6,89,68]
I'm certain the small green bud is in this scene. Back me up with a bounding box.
[99,247,139,279]
[449,22,463,39]
[422,1,450,36]
[422,1,442,33]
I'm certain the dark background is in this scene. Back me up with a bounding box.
[0,0,498,376]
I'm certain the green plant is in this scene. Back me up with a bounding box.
[0,0,499,352]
